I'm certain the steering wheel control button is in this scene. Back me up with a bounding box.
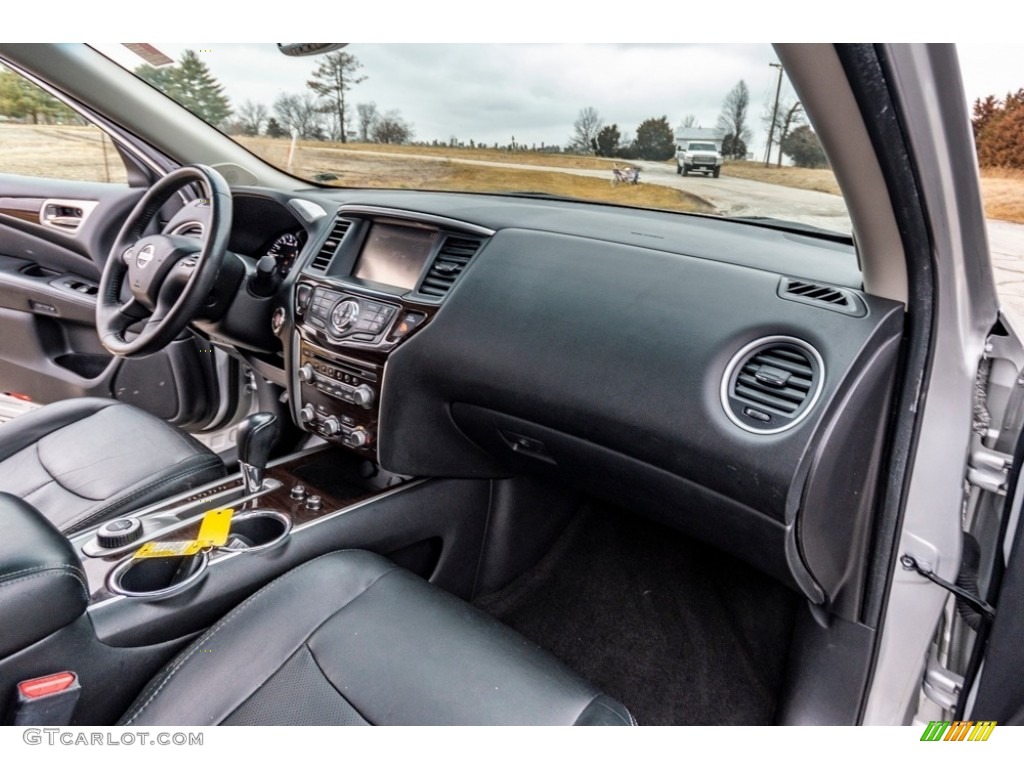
[96,517,143,549]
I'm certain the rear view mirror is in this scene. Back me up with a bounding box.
[277,43,348,57]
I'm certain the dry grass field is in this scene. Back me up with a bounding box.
[3,124,1020,222]
[0,124,127,183]
[237,136,714,214]
[721,161,843,196]
[304,140,621,171]
[979,168,1024,223]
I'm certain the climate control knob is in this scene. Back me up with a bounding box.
[352,384,375,408]
[300,404,316,423]
[322,416,341,436]
[298,364,314,383]
[345,427,370,449]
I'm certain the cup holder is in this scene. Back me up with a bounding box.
[107,551,209,600]
[217,509,292,553]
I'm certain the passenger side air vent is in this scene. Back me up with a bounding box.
[308,218,352,273]
[419,235,485,298]
[778,277,865,316]
[721,337,825,434]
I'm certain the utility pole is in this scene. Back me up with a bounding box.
[764,62,784,167]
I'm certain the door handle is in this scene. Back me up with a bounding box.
[39,199,98,233]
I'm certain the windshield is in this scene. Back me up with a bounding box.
[93,43,853,236]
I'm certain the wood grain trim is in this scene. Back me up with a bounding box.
[0,197,44,224]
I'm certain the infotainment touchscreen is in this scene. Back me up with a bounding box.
[352,223,438,290]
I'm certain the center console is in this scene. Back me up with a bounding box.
[289,206,492,458]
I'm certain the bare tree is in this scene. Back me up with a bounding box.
[356,102,379,142]
[681,114,698,128]
[273,92,323,140]
[570,106,603,154]
[717,81,753,159]
[774,101,804,167]
[306,51,366,144]
[372,110,413,144]
[237,100,268,136]
[762,94,804,166]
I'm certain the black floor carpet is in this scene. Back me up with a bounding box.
[474,504,798,725]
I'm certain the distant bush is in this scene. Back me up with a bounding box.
[973,90,1024,169]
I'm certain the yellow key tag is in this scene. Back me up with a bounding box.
[197,508,234,548]
[134,540,205,559]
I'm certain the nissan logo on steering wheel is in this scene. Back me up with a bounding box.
[136,244,155,268]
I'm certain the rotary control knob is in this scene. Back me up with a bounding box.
[300,404,316,423]
[329,299,360,335]
[298,364,314,383]
[346,427,371,449]
[96,517,143,549]
[290,484,307,501]
[322,416,341,436]
[305,495,323,512]
[352,384,375,408]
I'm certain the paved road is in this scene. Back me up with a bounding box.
[630,159,852,234]
[988,220,1024,330]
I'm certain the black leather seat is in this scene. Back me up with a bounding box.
[118,550,635,726]
[0,398,225,534]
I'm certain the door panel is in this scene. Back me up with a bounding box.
[0,173,223,428]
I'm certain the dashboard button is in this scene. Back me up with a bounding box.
[389,311,427,340]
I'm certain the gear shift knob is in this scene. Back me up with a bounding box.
[237,412,279,494]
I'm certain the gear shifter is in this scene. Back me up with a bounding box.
[237,412,279,495]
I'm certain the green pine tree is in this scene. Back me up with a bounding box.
[136,50,231,128]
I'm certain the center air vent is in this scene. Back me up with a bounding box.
[419,235,485,298]
[308,217,352,273]
[721,336,824,434]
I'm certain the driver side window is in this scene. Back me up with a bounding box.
[0,64,128,184]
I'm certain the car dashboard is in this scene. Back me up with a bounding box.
[208,187,904,621]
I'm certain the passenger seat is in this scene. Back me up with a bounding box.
[118,550,635,726]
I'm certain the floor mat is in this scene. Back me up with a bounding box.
[474,504,798,725]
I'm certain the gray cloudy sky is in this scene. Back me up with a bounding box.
[98,43,1024,151]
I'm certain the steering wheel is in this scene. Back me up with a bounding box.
[97,165,232,357]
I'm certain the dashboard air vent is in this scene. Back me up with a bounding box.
[308,218,352,273]
[778,277,865,316]
[419,235,485,298]
[721,337,824,434]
